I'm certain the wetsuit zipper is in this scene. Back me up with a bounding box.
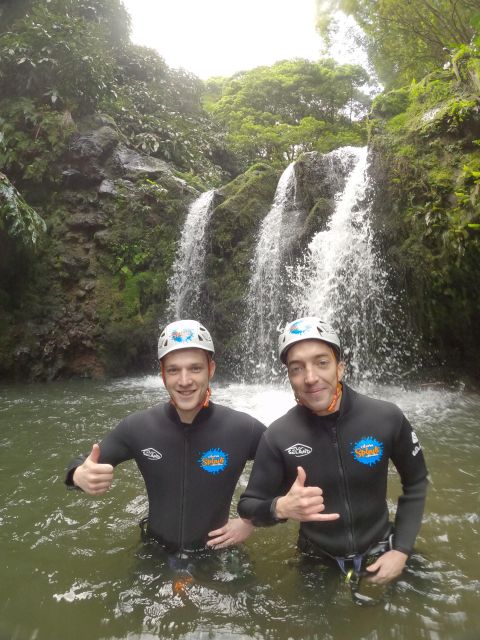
[331,422,356,554]
[179,430,190,549]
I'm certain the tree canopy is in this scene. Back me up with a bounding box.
[0,0,228,185]
[317,0,479,87]
[204,58,370,170]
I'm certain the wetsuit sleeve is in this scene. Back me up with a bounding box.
[238,433,288,526]
[64,419,134,488]
[248,418,267,459]
[390,415,429,555]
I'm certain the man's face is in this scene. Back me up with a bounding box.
[162,348,215,423]
[286,339,344,415]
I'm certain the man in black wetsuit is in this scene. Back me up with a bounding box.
[238,316,428,586]
[66,319,266,552]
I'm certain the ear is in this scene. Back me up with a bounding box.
[208,358,216,380]
[337,360,345,382]
[160,360,166,385]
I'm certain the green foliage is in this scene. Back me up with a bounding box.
[0,1,229,183]
[0,98,76,184]
[317,0,478,88]
[369,44,480,361]
[99,44,228,180]
[0,172,46,246]
[204,59,370,171]
[371,89,410,119]
[0,1,126,114]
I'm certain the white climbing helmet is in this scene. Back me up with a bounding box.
[158,320,214,361]
[278,317,341,363]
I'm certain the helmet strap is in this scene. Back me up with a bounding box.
[327,382,343,413]
[202,387,211,408]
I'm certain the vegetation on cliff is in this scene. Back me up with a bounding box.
[0,0,370,379]
[369,44,480,370]
[0,0,478,380]
[317,0,479,88]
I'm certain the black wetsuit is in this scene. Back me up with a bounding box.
[238,384,428,558]
[66,402,266,551]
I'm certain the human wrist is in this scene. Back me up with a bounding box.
[72,466,83,490]
[271,496,287,522]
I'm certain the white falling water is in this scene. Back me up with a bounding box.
[243,163,300,378]
[167,189,215,319]
[290,146,412,381]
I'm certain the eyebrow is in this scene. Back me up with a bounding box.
[288,353,332,365]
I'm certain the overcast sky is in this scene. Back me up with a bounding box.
[121,0,323,78]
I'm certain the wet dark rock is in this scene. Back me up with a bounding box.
[93,229,113,246]
[66,212,108,232]
[60,254,90,275]
[111,145,172,177]
[70,126,120,159]
[295,150,358,221]
[98,179,117,196]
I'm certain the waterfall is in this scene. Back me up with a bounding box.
[290,146,413,381]
[166,189,215,320]
[242,163,300,379]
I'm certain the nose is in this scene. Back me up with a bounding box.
[304,363,319,384]
[178,368,192,386]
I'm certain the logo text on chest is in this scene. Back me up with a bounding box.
[198,448,229,474]
[351,437,383,466]
[141,447,162,461]
[285,443,312,457]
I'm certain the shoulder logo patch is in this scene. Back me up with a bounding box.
[411,431,422,456]
[352,437,383,466]
[198,448,229,474]
[285,443,312,457]
[141,447,162,461]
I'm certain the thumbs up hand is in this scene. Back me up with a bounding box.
[72,443,114,495]
[274,466,340,522]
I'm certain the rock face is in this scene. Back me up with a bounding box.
[1,142,368,381]
[3,101,478,382]
[0,116,198,381]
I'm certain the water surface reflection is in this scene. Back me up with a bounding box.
[0,378,478,639]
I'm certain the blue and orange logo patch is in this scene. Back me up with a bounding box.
[289,320,312,335]
[170,327,194,343]
[352,437,383,466]
[198,448,229,474]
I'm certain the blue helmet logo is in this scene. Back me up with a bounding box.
[170,327,194,343]
[289,320,312,336]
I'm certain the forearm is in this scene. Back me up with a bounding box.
[237,435,287,526]
[393,475,429,554]
[237,493,280,527]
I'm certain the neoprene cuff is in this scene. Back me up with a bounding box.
[270,497,287,523]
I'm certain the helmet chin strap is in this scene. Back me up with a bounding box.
[326,381,342,413]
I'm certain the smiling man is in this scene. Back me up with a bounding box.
[66,319,266,552]
[238,316,429,591]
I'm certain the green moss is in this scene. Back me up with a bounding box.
[385,112,409,133]
[303,198,333,239]
[204,164,279,373]
[371,88,410,119]
[368,45,480,369]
